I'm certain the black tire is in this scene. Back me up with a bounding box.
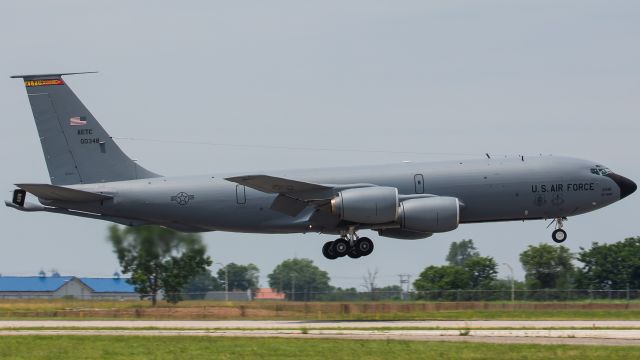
[355,237,374,256]
[322,241,338,260]
[552,229,567,243]
[333,238,349,257]
[347,246,361,259]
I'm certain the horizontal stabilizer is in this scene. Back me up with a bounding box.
[5,200,148,226]
[10,72,98,79]
[15,183,112,202]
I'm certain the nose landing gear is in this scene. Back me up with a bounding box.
[550,217,568,243]
[552,229,567,243]
[322,229,375,260]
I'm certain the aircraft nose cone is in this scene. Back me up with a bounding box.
[607,173,637,199]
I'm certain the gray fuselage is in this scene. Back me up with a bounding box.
[50,155,628,236]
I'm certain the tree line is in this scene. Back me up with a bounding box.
[413,237,640,300]
[108,225,334,304]
[107,225,640,304]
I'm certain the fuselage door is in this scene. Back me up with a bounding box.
[236,184,246,204]
[414,174,424,194]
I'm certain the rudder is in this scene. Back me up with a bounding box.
[12,73,159,185]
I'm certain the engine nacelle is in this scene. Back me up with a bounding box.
[331,187,398,224]
[399,196,460,233]
[377,228,433,240]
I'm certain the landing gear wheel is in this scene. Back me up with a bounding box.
[347,246,361,259]
[332,238,349,257]
[322,241,338,260]
[552,229,567,243]
[355,237,374,256]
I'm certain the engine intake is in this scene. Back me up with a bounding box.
[331,187,398,224]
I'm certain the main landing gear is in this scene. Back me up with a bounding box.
[322,231,374,260]
[550,217,568,243]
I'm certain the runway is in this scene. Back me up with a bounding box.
[1,320,640,346]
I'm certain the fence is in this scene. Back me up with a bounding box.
[407,289,640,302]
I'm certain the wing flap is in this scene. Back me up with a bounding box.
[270,194,309,217]
[16,183,112,202]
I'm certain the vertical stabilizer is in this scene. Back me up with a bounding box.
[12,73,159,185]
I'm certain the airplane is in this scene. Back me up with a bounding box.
[6,72,637,260]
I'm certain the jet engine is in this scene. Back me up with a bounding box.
[398,196,460,233]
[331,187,398,224]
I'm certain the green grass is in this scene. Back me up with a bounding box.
[2,299,640,321]
[0,327,619,332]
[377,309,640,321]
[5,310,640,321]
[4,326,640,331]
[0,336,639,360]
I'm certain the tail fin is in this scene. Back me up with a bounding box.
[12,72,160,185]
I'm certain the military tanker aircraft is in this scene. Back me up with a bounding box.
[6,73,637,259]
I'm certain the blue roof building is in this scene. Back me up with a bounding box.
[0,276,74,292]
[0,276,138,300]
[79,277,136,293]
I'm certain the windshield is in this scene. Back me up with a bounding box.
[590,165,612,176]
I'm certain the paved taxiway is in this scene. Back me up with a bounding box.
[2,320,640,346]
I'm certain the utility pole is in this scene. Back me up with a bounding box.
[502,263,514,303]
[224,267,229,302]
[216,262,228,302]
[398,274,411,300]
[291,274,296,302]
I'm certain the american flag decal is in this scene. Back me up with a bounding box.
[69,116,87,126]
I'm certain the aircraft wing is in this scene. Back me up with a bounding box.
[225,175,373,217]
[15,183,112,202]
[224,175,332,197]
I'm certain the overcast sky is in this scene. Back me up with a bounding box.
[1,1,638,289]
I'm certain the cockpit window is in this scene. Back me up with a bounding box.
[590,165,611,176]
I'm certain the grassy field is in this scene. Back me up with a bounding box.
[0,336,639,360]
[1,299,640,320]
